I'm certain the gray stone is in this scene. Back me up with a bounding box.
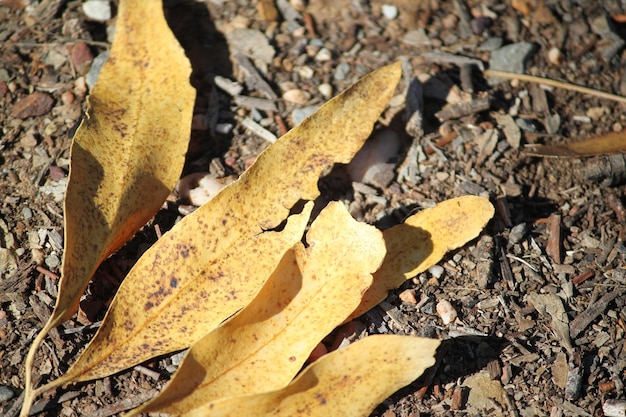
[86,51,109,90]
[488,42,536,85]
[509,223,528,244]
[333,62,350,81]
[291,105,320,126]
[0,385,14,402]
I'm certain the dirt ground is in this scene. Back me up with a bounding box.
[1,0,626,416]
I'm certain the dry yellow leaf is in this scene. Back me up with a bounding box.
[184,335,440,417]
[130,202,385,416]
[22,0,194,414]
[33,63,401,392]
[353,196,494,318]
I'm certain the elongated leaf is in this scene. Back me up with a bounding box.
[353,196,494,318]
[130,202,386,415]
[184,335,440,417]
[524,131,626,157]
[37,62,402,389]
[22,0,194,413]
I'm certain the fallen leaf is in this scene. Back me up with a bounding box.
[33,62,401,390]
[184,335,440,417]
[524,131,626,157]
[130,202,386,415]
[353,196,494,318]
[22,0,194,413]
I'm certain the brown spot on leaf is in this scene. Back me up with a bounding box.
[145,301,154,310]
[170,277,178,288]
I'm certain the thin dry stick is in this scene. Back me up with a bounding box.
[484,69,626,105]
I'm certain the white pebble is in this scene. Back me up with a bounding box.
[548,47,564,65]
[283,89,311,104]
[436,300,457,325]
[429,264,445,279]
[318,83,332,99]
[82,0,111,22]
[297,65,314,79]
[381,4,398,19]
[177,173,230,206]
[315,47,332,62]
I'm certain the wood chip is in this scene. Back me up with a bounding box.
[569,289,623,338]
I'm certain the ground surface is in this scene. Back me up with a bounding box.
[1,0,626,416]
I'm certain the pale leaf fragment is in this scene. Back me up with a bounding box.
[527,292,573,352]
[184,335,440,417]
[130,202,386,415]
[22,0,194,413]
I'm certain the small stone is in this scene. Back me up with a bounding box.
[548,47,564,65]
[488,42,536,85]
[399,289,417,304]
[10,92,54,119]
[177,173,231,206]
[586,106,608,120]
[290,0,307,11]
[21,207,32,219]
[509,223,528,244]
[0,386,14,402]
[69,41,93,75]
[318,83,332,99]
[86,51,109,90]
[381,4,398,19]
[292,105,320,125]
[333,62,350,81]
[436,299,457,325]
[82,0,111,22]
[314,47,332,62]
[61,91,75,105]
[282,88,310,104]
[429,264,444,279]
[297,65,314,79]
[402,29,431,46]
[45,253,60,269]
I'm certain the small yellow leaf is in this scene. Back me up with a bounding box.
[22,0,193,413]
[184,335,440,417]
[353,196,494,318]
[38,63,401,388]
[130,202,385,415]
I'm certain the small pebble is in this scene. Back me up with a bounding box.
[436,299,458,325]
[548,47,564,65]
[0,385,14,402]
[292,105,320,125]
[297,65,314,79]
[399,289,417,304]
[82,0,112,22]
[488,42,536,85]
[21,207,33,219]
[318,83,332,99]
[86,51,109,90]
[333,62,350,81]
[381,4,398,19]
[177,173,231,206]
[509,223,528,244]
[283,89,310,104]
[61,91,75,105]
[45,253,60,269]
[314,47,332,62]
[429,264,444,279]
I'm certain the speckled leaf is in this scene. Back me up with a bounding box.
[353,196,494,318]
[22,0,194,414]
[33,62,401,392]
[183,335,440,417]
[129,202,385,416]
